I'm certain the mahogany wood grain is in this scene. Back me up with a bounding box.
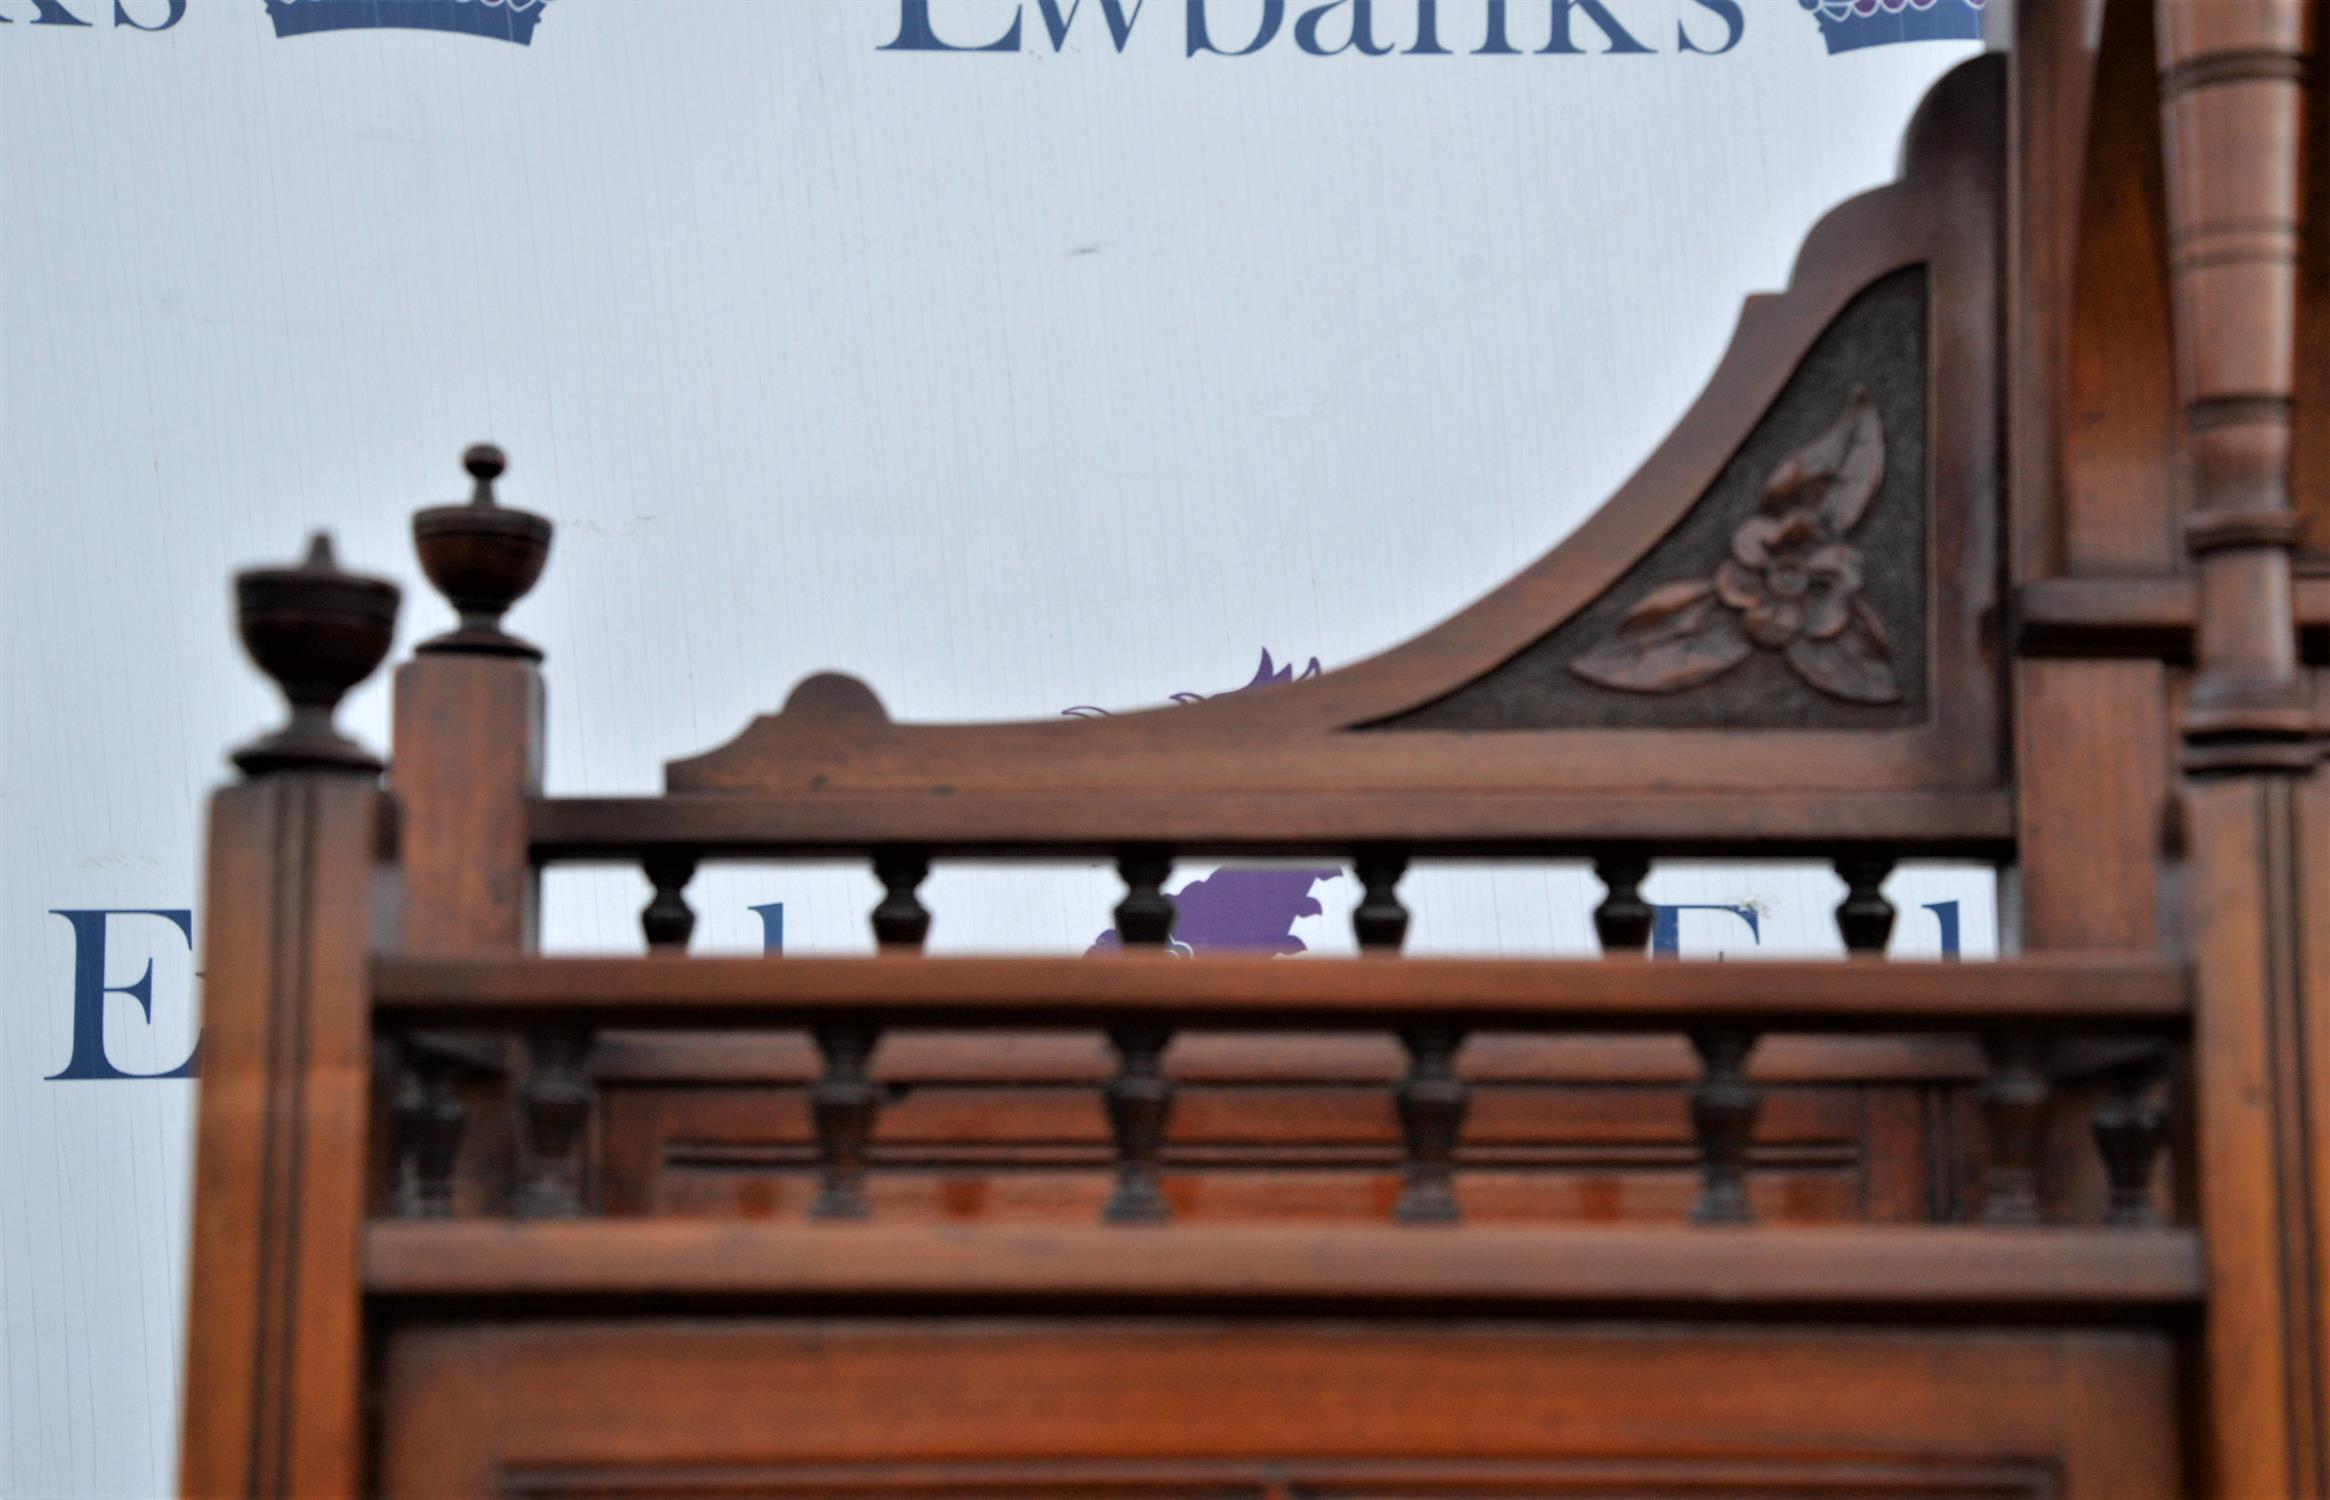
[593,1064,1953,1229]
[2063,0,2184,574]
[2007,0,2107,582]
[171,29,2323,1496]
[2020,572,2330,659]
[368,953,2189,1034]
[376,1321,2180,1499]
[2185,767,2330,1499]
[363,1219,2203,1311]
[180,778,383,1498]
[388,653,542,953]
[530,786,2015,861]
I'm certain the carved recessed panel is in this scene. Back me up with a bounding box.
[1377,268,1930,732]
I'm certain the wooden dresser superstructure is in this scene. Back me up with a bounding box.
[181,4,2329,1496]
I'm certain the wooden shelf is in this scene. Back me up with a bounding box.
[364,1221,2202,1312]
[370,953,2189,1034]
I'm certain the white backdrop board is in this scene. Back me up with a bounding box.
[2,1,1988,1492]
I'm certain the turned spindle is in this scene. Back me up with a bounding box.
[810,1024,882,1220]
[1394,1025,1469,1224]
[871,847,932,950]
[1978,1032,2051,1226]
[1102,1025,1175,1224]
[1353,850,1410,951]
[1593,853,1654,955]
[1114,852,1177,949]
[1833,856,1896,954]
[2092,1051,2170,1228]
[390,1042,466,1220]
[511,1027,594,1218]
[1688,1029,1761,1225]
[641,853,697,951]
[411,444,555,660]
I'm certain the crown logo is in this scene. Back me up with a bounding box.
[1798,0,1984,54]
[265,0,548,45]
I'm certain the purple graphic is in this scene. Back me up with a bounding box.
[1072,650,1339,956]
[1798,0,1984,53]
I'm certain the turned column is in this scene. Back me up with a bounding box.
[2155,6,2328,1494]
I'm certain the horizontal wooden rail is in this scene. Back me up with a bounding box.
[364,1221,2203,1312]
[2019,574,2330,659]
[528,789,2015,861]
[370,954,2188,1034]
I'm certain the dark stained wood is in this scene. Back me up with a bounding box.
[1351,849,1408,951]
[1978,1033,2052,1227]
[2007,0,2106,583]
[2155,1,2329,1491]
[408,443,553,660]
[2298,12,2330,561]
[2091,1050,2170,1228]
[1833,856,1897,953]
[532,786,2017,860]
[870,847,931,950]
[363,1220,2203,1310]
[2185,769,2330,1498]
[640,852,697,951]
[2020,573,2330,660]
[1687,1029,1760,1226]
[376,1321,2182,1499]
[368,953,2190,1035]
[392,655,544,952]
[1391,1025,1468,1224]
[228,535,400,776]
[653,60,2006,822]
[1100,1025,1173,1224]
[389,1040,464,1220]
[1111,853,1175,948]
[2061,0,2183,574]
[2158,0,2317,772]
[176,24,2330,1492]
[593,1075,1957,1230]
[511,1027,594,1218]
[180,777,384,1497]
[810,1023,881,1221]
[1591,853,1654,955]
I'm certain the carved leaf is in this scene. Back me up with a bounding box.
[1571,580,1753,693]
[1783,598,1899,704]
[1760,387,1884,535]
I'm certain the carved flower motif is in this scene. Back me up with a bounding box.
[1569,388,1900,705]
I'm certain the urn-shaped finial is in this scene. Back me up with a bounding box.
[231,532,401,776]
[412,443,554,659]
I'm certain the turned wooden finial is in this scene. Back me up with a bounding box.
[411,443,554,660]
[230,532,400,776]
[2155,0,2316,771]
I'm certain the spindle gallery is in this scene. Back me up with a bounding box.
[178,6,2326,1497]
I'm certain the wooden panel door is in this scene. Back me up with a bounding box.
[377,1319,2181,1498]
